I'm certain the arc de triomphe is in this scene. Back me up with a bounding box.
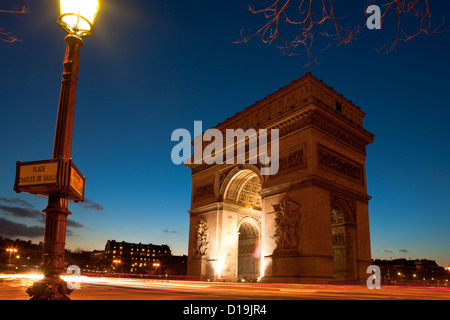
[185,72,375,283]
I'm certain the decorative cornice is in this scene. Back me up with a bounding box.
[189,201,264,217]
[211,72,368,131]
[189,108,373,175]
[259,175,371,203]
[188,202,223,216]
[272,107,374,153]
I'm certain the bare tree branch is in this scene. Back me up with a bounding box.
[237,0,448,62]
[377,0,447,53]
[0,4,30,43]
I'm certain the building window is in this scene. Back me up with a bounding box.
[336,102,342,112]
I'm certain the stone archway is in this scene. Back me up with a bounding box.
[331,199,356,281]
[186,73,374,283]
[222,168,262,280]
[237,218,261,280]
[222,169,262,209]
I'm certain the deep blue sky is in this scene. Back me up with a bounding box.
[1,0,449,265]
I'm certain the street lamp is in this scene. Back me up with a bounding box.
[6,248,18,268]
[153,262,161,275]
[113,259,121,273]
[58,0,101,37]
[21,0,101,300]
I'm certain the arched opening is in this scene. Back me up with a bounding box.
[237,220,260,280]
[223,168,262,210]
[221,168,262,281]
[331,200,356,281]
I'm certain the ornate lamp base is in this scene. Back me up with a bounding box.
[26,278,73,300]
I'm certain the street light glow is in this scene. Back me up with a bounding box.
[58,0,101,37]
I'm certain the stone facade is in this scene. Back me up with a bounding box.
[186,72,375,283]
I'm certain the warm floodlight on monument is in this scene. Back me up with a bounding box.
[13,0,101,300]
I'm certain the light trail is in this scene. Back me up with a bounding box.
[2,273,449,300]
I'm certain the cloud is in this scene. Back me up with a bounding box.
[0,196,84,238]
[37,214,84,229]
[0,205,41,219]
[399,249,409,253]
[67,219,84,229]
[0,217,44,238]
[0,197,34,208]
[384,250,393,253]
[79,199,104,211]
[163,229,177,234]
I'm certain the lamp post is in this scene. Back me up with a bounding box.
[153,262,161,275]
[6,248,18,270]
[113,259,121,274]
[23,0,101,300]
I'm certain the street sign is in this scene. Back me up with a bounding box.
[69,162,85,201]
[14,159,85,202]
[15,159,59,189]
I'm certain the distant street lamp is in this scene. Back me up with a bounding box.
[153,262,161,275]
[17,0,101,300]
[6,248,18,268]
[113,259,121,273]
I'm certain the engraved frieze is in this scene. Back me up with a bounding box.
[279,147,306,172]
[318,146,363,184]
[193,183,214,202]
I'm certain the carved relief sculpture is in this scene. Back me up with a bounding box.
[193,219,209,257]
[270,197,302,252]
